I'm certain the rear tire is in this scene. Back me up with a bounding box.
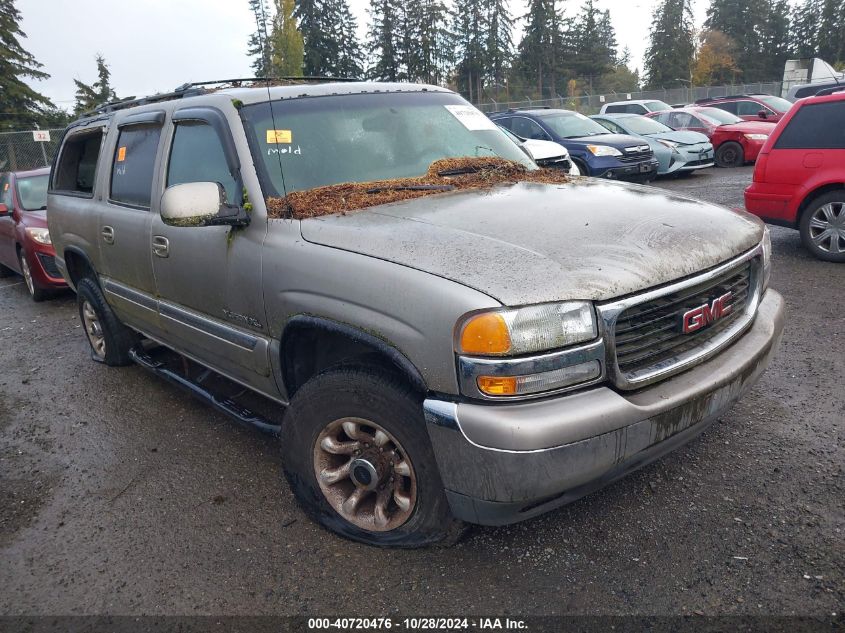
[715,141,744,168]
[799,191,845,262]
[76,277,137,365]
[280,367,465,548]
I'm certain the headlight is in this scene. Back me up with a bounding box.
[586,144,622,157]
[761,225,772,291]
[26,228,51,245]
[744,134,768,141]
[456,301,597,357]
[655,139,679,150]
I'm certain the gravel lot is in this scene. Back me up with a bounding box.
[0,166,842,617]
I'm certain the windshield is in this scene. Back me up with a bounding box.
[240,92,534,196]
[757,95,793,113]
[539,112,610,138]
[697,107,743,125]
[622,116,673,135]
[17,175,49,211]
[645,101,672,112]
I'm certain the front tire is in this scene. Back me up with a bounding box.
[715,141,744,168]
[76,277,137,365]
[799,191,845,262]
[18,251,48,302]
[280,367,464,548]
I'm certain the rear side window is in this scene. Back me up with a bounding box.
[167,122,240,204]
[605,104,625,113]
[511,117,549,140]
[712,101,738,115]
[494,116,513,130]
[110,124,162,207]
[775,102,845,149]
[52,130,104,195]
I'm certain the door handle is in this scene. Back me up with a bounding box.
[152,235,170,258]
[101,226,115,244]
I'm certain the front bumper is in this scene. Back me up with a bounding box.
[595,158,659,180]
[424,290,785,526]
[23,241,67,289]
[663,145,715,175]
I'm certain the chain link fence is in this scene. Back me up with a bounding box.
[0,129,64,172]
[474,81,784,114]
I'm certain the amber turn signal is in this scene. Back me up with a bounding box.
[477,375,518,396]
[459,312,512,355]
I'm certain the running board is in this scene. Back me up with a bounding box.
[129,348,281,435]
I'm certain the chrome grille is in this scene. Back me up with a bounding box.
[600,252,762,389]
[618,149,654,163]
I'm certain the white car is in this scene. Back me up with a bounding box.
[498,125,580,175]
[599,99,673,115]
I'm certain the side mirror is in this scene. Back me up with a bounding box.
[0,203,9,217]
[758,110,769,119]
[160,182,249,228]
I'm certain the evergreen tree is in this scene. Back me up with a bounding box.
[643,0,695,89]
[366,0,401,80]
[569,2,618,88]
[333,0,364,77]
[485,0,513,95]
[790,0,820,58]
[73,55,118,115]
[0,0,52,130]
[296,0,362,76]
[452,0,488,101]
[705,0,770,81]
[247,0,272,76]
[269,0,304,76]
[817,0,845,63]
[516,0,561,98]
[760,0,792,80]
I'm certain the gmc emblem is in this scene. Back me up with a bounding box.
[681,292,733,334]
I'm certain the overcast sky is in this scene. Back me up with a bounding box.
[19,0,711,108]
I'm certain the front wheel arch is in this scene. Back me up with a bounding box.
[279,316,427,399]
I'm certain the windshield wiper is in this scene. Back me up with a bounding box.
[366,184,455,194]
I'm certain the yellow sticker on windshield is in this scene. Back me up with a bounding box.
[117,146,127,162]
[267,129,292,144]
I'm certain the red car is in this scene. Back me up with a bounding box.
[0,167,68,300]
[745,87,845,262]
[648,106,776,167]
[693,94,794,123]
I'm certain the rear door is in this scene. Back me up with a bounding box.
[97,111,164,336]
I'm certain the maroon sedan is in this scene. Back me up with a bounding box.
[0,167,68,301]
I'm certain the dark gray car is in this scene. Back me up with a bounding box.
[46,81,785,547]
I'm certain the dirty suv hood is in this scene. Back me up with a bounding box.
[299,179,763,306]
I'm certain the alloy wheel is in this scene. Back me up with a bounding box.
[81,300,107,359]
[808,202,845,254]
[313,417,417,532]
[19,255,35,297]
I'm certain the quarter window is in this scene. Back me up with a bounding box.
[774,102,845,149]
[52,129,104,195]
[110,124,162,207]
[167,122,239,204]
[713,101,739,115]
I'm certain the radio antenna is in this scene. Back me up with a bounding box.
[257,1,289,201]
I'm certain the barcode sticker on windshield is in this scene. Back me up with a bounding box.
[444,105,497,131]
[267,129,292,144]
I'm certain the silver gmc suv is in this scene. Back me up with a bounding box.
[47,81,785,547]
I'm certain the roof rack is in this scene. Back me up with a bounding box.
[84,76,360,117]
[814,85,845,97]
[694,94,751,104]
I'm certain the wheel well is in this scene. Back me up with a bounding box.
[797,183,845,226]
[280,318,427,399]
[63,249,97,288]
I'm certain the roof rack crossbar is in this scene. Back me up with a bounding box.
[82,76,361,118]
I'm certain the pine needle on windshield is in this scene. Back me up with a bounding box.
[266,157,570,220]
